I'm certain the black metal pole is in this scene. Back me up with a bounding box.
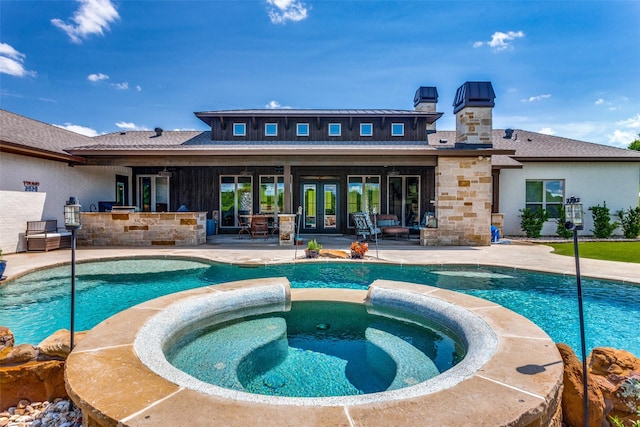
[573,228,589,426]
[70,229,76,350]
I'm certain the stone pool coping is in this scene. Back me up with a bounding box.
[65,278,563,426]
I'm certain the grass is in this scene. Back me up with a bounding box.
[545,241,640,263]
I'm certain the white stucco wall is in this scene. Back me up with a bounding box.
[0,152,131,253]
[499,162,640,236]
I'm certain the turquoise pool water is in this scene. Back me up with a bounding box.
[166,301,464,397]
[1,258,638,358]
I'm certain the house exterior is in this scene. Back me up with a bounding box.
[2,81,639,253]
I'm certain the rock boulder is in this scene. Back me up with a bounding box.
[557,343,605,427]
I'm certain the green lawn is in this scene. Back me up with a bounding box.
[545,241,640,263]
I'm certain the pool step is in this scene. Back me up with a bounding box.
[365,327,440,390]
[186,317,288,390]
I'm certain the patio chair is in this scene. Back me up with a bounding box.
[237,214,250,239]
[250,215,269,240]
[352,212,381,241]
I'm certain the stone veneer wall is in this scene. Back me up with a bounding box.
[455,107,492,145]
[77,212,206,246]
[425,156,492,246]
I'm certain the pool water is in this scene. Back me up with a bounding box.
[1,258,638,358]
[166,301,464,397]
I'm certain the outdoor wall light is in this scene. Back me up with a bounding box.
[564,196,583,231]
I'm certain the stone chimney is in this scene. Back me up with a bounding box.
[452,81,495,148]
[414,86,438,132]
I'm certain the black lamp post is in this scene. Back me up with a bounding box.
[64,197,82,350]
[565,195,589,426]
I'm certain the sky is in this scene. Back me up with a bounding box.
[1,0,639,148]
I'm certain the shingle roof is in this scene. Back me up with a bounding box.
[4,108,640,164]
[429,130,640,166]
[0,109,92,158]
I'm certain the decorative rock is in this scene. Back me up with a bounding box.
[0,399,81,427]
[0,360,66,409]
[319,249,349,259]
[0,327,14,352]
[0,344,37,366]
[589,347,640,425]
[557,343,605,427]
[37,329,86,361]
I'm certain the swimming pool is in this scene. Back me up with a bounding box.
[1,258,638,357]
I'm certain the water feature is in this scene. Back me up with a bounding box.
[1,258,638,357]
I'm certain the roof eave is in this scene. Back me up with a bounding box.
[1,142,86,164]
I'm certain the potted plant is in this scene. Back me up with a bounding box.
[305,239,322,258]
[0,250,6,279]
[350,241,368,259]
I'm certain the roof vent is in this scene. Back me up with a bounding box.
[504,128,514,139]
[154,127,163,137]
[119,131,126,135]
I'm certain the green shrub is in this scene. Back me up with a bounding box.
[589,202,619,238]
[555,205,573,239]
[519,207,550,238]
[616,206,640,238]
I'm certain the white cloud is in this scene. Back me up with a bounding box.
[522,94,551,102]
[111,82,128,90]
[538,127,555,135]
[595,98,605,105]
[607,130,637,146]
[617,114,640,129]
[266,0,309,24]
[51,0,120,44]
[116,121,138,130]
[54,123,99,137]
[0,43,36,77]
[87,72,109,82]
[135,85,142,92]
[265,100,290,109]
[473,31,524,51]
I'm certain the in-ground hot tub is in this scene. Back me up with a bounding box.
[66,278,564,426]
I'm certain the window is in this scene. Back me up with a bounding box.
[360,123,373,137]
[391,123,404,136]
[328,123,341,136]
[265,123,277,137]
[297,123,309,137]
[348,176,380,226]
[233,123,246,136]
[220,175,253,227]
[137,175,169,212]
[526,180,564,218]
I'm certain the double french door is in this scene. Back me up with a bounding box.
[301,180,339,233]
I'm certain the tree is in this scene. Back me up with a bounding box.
[629,134,640,151]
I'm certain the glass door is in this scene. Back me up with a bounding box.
[388,176,420,226]
[302,180,339,233]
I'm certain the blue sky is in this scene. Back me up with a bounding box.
[1,0,639,147]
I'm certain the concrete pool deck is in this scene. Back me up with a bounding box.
[2,235,639,285]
